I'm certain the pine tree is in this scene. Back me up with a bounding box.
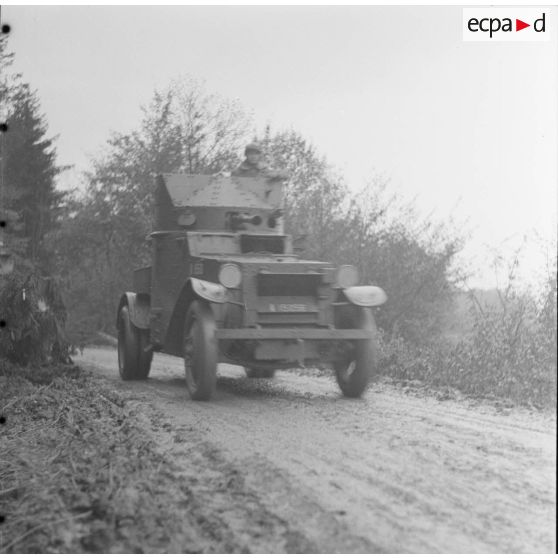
[3,84,64,266]
[0,35,69,363]
[0,33,18,273]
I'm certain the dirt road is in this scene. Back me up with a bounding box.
[76,347,556,553]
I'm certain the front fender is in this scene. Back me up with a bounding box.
[163,278,226,356]
[343,285,387,307]
[190,278,227,304]
[116,292,151,330]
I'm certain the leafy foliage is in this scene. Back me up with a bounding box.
[261,126,462,343]
[52,78,252,338]
[0,264,69,365]
[260,127,348,260]
[49,192,149,338]
[88,77,251,226]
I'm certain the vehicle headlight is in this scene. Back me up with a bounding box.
[218,263,242,289]
[336,265,359,288]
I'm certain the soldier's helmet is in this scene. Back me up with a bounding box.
[245,142,263,155]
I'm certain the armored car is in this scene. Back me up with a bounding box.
[116,173,387,400]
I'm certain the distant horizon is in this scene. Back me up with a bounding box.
[4,5,557,289]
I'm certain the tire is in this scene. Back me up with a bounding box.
[117,305,152,380]
[137,328,153,378]
[334,307,378,398]
[246,368,275,379]
[183,300,218,401]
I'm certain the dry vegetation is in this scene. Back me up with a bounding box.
[378,278,557,409]
[2,357,325,553]
[0,360,203,553]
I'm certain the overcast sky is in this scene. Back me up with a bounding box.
[3,5,557,288]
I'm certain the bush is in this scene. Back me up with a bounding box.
[378,278,557,409]
[0,265,70,365]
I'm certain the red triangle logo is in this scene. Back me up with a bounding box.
[516,19,530,31]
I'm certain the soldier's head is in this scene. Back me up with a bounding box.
[245,142,262,165]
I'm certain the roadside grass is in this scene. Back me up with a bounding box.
[377,305,557,410]
[0,359,199,552]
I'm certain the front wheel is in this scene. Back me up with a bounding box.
[117,305,152,380]
[183,300,218,401]
[334,308,379,398]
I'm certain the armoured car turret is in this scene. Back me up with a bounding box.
[116,173,387,400]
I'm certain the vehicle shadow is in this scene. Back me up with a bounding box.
[143,362,350,404]
[215,374,344,403]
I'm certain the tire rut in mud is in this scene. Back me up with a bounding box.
[146,414,324,553]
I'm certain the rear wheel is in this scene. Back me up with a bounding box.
[334,308,378,398]
[246,367,275,379]
[183,300,217,401]
[117,305,152,380]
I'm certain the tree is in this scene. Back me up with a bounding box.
[169,76,251,174]
[0,36,69,364]
[344,184,464,341]
[2,35,65,267]
[88,90,183,228]
[260,127,348,260]
[89,77,252,223]
[2,83,64,266]
[260,126,462,343]
[0,32,19,107]
[1,33,20,270]
[53,77,253,336]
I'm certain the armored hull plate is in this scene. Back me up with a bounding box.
[161,174,275,209]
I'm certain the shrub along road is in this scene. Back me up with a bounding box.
[69,346,556,553]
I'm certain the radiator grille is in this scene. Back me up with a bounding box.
[257,273,320,297]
